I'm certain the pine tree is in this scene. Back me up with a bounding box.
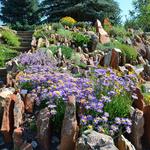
[0,0,40,30]
[41,0,121,24]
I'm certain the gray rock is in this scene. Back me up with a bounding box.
[76,130,118,150]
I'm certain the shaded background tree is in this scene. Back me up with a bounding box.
[0,0,40,30]
[125,0,150,31]
[41,0,121,24]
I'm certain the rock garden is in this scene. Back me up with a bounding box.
[0,17,150,150]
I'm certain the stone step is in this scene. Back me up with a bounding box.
[17,31,33,36]
[18,36,32,39]
[13,47,31,52]
[20,41,31,47]
[19,38,32,42]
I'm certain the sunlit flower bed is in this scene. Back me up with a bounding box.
[17,51,138,137]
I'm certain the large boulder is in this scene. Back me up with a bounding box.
[0,88,15,127]
[76,130,118,150]
[1,94,16,143]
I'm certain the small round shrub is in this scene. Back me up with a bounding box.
[60,16,77,27]
[72,32,90,46]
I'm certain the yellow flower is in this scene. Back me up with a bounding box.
[88,125,93,130]
[49,92,52,97]
[60,16,77,25]
[55,91,60,96]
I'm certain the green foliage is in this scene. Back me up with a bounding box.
[41,0,121,24]
[143,93,150,105]
[51,98,66,133]
[127,0,150,31]
[1,30,20,47]
[107,26,131,38]
[96,42,114,51]
[141,84,146,93]
[56,29,73,39]
[72,32,90,46]
[75,22,89,28]
[29,120,37,132]
[113,41,138,61]
[19,81,33,91]
[49,45,73,59]
[0,45,18,67]
[33,24,53,38]
[77,63,87,69]
[1,0,41,30]
[97,40,137,61]
[104,92,132,119]
[71,53,81,65]
[52,23,64,31]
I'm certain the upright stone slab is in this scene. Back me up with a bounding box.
[60,95,79,150]
[130,109,144,150]
[95,19,110,44]
[143,106,150,148]
[14,93,24,128]
[36,107,51,150]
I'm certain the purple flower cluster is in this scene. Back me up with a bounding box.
[18,49,56,67]
[17,50,138,137]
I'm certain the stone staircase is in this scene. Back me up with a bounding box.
[16,31,33,52]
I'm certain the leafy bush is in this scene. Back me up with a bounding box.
[107,26,131,38]
[1,30,20,47]
[96,42,115,51]
[60,16,77,27]
[72,32,90,46]
[113,41,138,61]
[75,21,92,29]
[104,92,132,119]
[52,22,64,31]
[33,24,53,38]
[0,45,18,67]
[57,29,73,39]
[49,45,73,59]
[71,53,81,65]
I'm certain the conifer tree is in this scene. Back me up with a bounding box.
[0,0,40,30]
